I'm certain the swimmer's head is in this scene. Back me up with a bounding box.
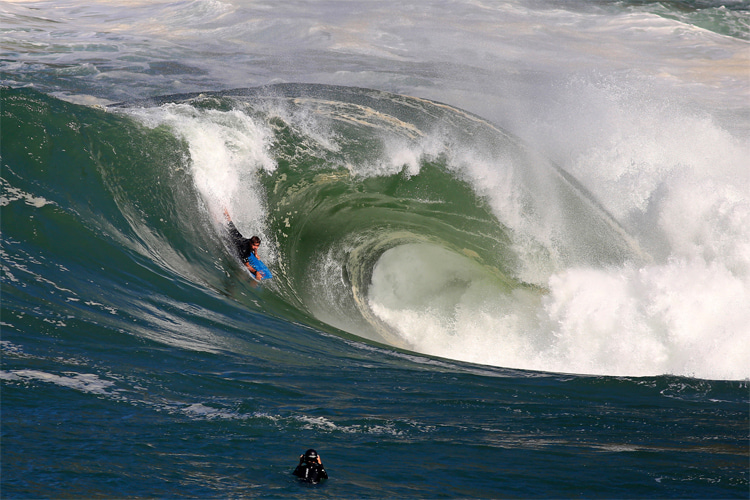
[304,449,319,463]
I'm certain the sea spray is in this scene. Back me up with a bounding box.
[115,85,749,380]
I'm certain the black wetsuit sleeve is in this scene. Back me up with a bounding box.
[225,220,253,261]
[293,464,305,478]
[226,220,245,247]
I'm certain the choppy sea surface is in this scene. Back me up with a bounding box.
[2,0,748,497]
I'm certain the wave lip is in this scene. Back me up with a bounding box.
[106,83,749,380]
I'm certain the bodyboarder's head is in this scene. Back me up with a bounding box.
[240,236,261,259]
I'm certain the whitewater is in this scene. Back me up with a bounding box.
[2,0,749,497]
[7,0,742,380]
[121,82,749,380]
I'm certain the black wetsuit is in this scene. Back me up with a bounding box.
[293,461,328,484]
[226,220,252,262]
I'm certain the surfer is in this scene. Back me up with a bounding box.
[223,209,268,281]
[293,449,328,484]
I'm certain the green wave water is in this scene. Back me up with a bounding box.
[112,84,645,355]
[6,83,745,379]
[3,85,748,499]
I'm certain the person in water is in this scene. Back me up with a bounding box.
[223,209,265,281]
[293,449,328,484]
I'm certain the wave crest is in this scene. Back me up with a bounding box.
[117,84,747,379]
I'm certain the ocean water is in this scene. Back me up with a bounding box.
[1,0,748,498]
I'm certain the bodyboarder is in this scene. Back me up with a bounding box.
[223,209,269,281]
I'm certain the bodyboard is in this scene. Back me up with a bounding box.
[247,253,273,281]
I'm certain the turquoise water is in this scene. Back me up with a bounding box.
[2,0,749,497]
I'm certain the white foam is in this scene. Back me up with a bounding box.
[368,94,750,380]
[295,414,431,436]
[2,370,116,395]
[183,403,239,420]
[370,253,749,379]
[530,82,750,380]
[0,178,55,208]
[127,104,277,253]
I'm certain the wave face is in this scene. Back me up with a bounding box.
[101,83,742,380]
